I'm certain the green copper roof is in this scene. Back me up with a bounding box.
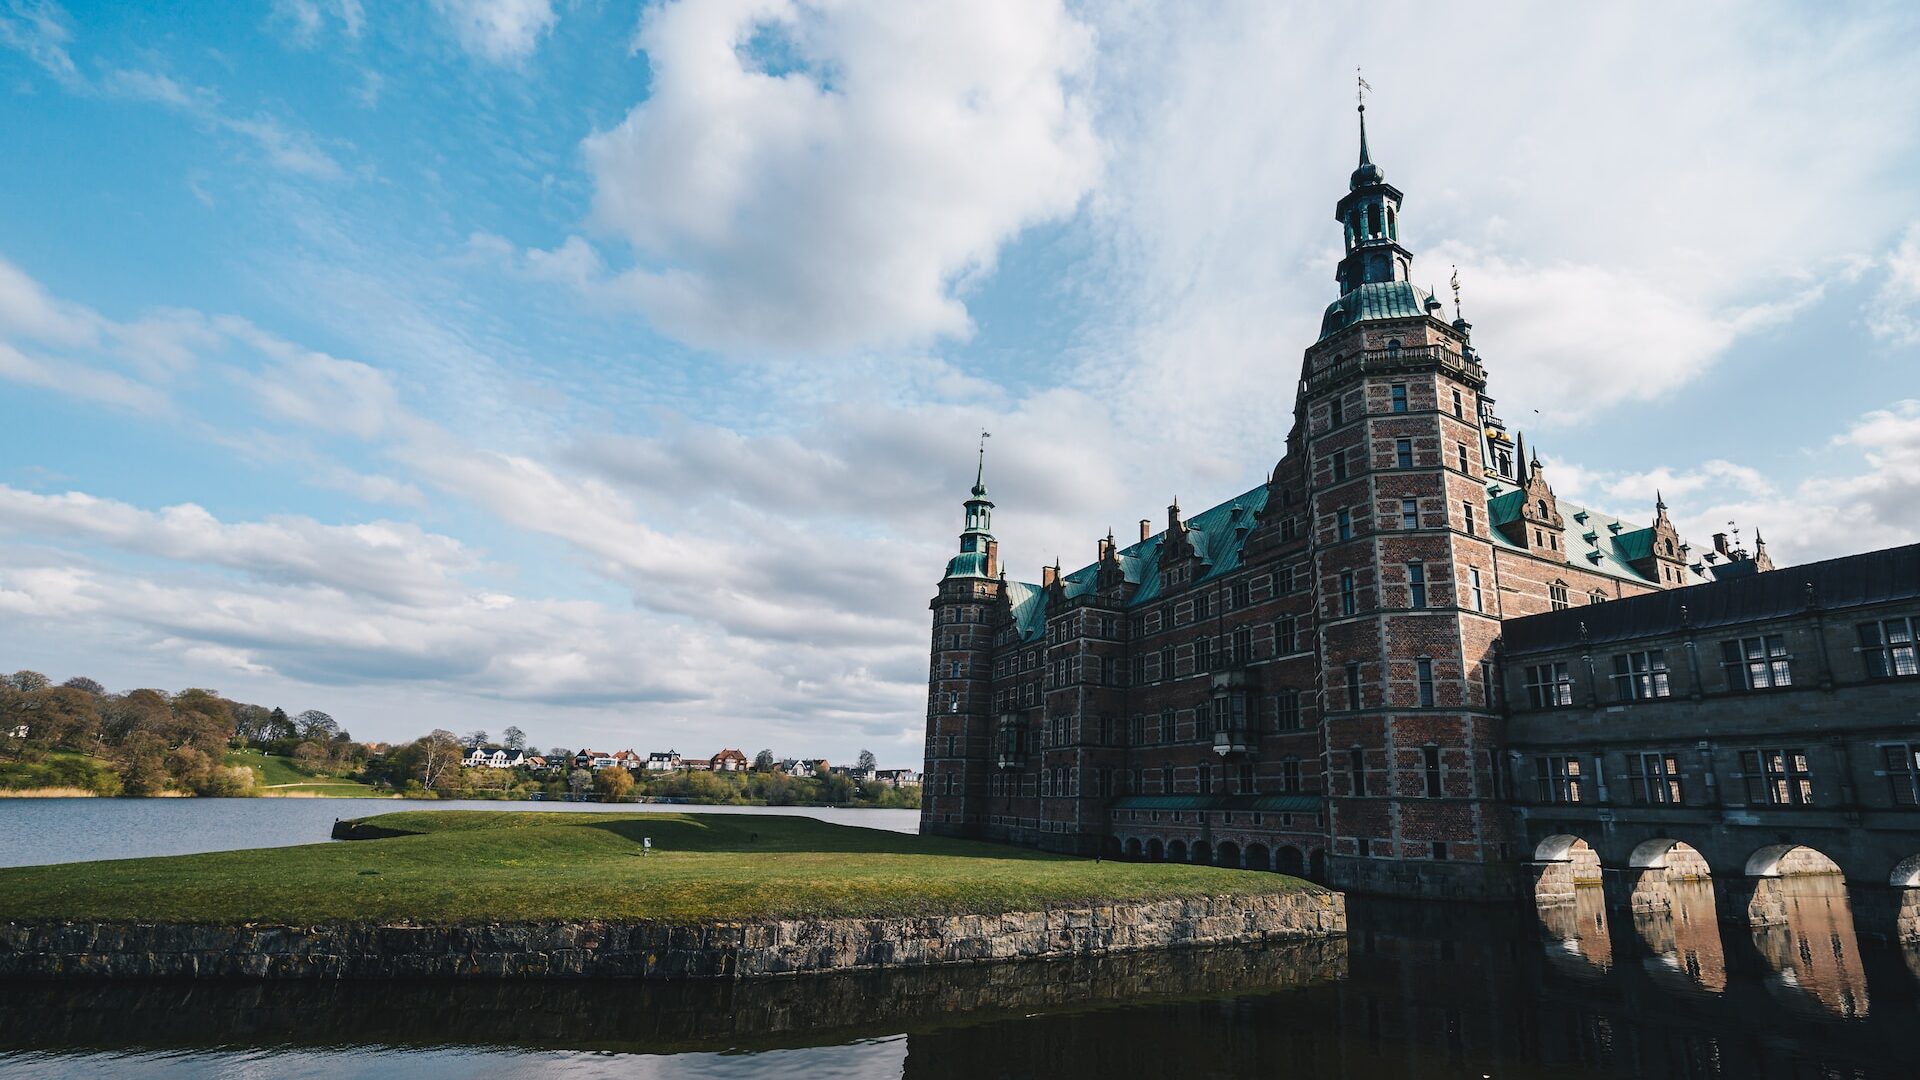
[1318,281,1436,341]
[1004,482,1270,642]
[942,551,993,580]
[1483,483,1708,588]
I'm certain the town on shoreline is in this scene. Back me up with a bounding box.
[0,670,919,809]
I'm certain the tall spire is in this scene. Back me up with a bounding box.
[972,430,990,497]
[1333,76,1407,297]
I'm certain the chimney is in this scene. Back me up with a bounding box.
[1712,532,1731,557]
[1140,519,1151,542]
[985,539,999,578]
[1097,537,1111,561]
[1041,564,1058,588]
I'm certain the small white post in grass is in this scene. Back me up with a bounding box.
[643,837,652,857]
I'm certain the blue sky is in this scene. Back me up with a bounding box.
[1,0,1917,762]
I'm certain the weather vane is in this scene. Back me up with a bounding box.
[1356,67,1371,110]
[1450,264,1463,321]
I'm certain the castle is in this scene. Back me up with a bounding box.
[918,101,1784,901]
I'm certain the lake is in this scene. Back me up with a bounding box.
[2,798,1917,1078]
[0,797,920,868]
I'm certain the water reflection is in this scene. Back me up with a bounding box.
[1750,874,1871,1019]
[1630,877,1727,994]
[1537,883,1613,977]
[3,896,1918,1079]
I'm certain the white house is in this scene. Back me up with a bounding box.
[646,750,681,771]
[463,746,529,769]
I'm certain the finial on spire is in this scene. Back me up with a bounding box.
[971,430,991,497]
[1356,68,1373,166]
[1450,264,1463,322]
[1656,489,1667,512]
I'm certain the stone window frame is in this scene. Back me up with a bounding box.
[1722,634,1793,690]
[1523,661,1574,709]
[1611,649,1671,701]
[1739,747,1813,806]
[1859,617,1918,679]
[1532,755,1585,804]
[1627,751,1685,805]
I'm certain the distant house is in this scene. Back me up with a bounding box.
[796,758,830,775]
[573,749,620,770]
[835,764,877,783]
[710,748,748,772]
[611,750,643,770]
[463,745,530,769]
[874,768,921,787]
[683,759,713,772]
[525,755,547,771]
[646,751,681,771]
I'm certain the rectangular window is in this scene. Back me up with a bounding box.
[1337,509,1353,541]
[1860,618,1918,678]
[1274,614,1297,655]
[1482,662,1498,710]
[1330,397,1344,428]
[1408,563,1426,607]
[1274,689,1301,730]
[1432,841,1449,860]
[1883,744,1920,806]
[1740,748,1813,806]
[1349,747,1366,796]
[1340,572,1357,616]
[1612,650,1671,700]
[1524,662,1573,708]
[1281,757,1302,793]
[1549,582,1569,610]
[1451,388,1464,418]
[1533,755,1584,803]
[1401,498,1419,529]
[1331,449,1348,482]
[1391,383,1408,413]
[1423,745,1442,796]
[1722,635,1792,689]
[1395,438,1413,468]
[1160,646,1174,682]
[1469,568,1484,612]
[1628,752,1685,805]
[1345,662,1362,710]
[1195,636,1211,674]
[1417,658,1435,707]
[1456,443,1469,472]
[1232,626,1251,666]
[1463,502,1476,536]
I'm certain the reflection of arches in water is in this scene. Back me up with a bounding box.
[1308,849,1327,882]
[1147,838,1164,861]
[1537,878,1614,979]
[1126,837,1143,860]
[1276,845,1304,876]
[1167,840,1187,863]
[1749,872,1870,1020]
[1244,843,1270,872]
[1192,841,1212,866]
[1216,841,1241,868]
[1632,875,1727,995]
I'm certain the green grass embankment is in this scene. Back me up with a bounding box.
[224,749,380,797]
[0,751,123,796]
[0,811,1314,925]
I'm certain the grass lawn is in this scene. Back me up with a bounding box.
[0,811,1316,925]
[224,749,380,797]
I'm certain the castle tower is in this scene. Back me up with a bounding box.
[1303,101,1516,898]
[921,443,1003,838]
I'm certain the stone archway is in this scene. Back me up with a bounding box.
[1167,839,1187,863]
[1245,843,1270,872]
[1147,838,1164,861]
[1532,835,1602,908]
[1191,840,1212,866]
[1276,845,1304,876]
[1216,841,1241,868]
[1126,837,1143,861]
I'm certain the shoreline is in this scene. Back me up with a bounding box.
[0,892,1345,980]
[0,788,913,809]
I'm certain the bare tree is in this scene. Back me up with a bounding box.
[753,748,775,771]
[418,729,462,790]
[7,671,50,693]
[567,768,591,798]
[856,748,877,772]
[295,709,338,741]
[464,729,489,748]
[61,676,105,695]
[502,726,526,750]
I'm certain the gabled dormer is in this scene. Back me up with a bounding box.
[1624,492,1691,587]
[1511,439,1566,556]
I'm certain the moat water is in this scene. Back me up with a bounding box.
[2,801,1917,1078]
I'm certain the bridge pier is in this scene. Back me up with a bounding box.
[1600,866,1672,915]
[1845,883,1920,943]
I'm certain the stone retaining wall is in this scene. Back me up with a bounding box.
[0,890,1343,980]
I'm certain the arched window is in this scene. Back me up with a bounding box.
[1536,499,1548,518]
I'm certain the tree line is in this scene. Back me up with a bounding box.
[0,669,358,795]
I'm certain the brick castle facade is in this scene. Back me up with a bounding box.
[919,103,1777,900]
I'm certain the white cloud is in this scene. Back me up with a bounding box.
[430,0,556,64]
[1868,223,1920,346]
[0,0,78,85]
[576,0,1102,353]
[0,485,479,606]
